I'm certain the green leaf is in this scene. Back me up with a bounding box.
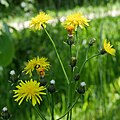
[0,23,15,67]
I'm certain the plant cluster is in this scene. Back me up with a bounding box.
[1,11,116,120]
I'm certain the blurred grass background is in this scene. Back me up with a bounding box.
[0,0,120,120]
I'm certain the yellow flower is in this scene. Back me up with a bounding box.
[13,79,46,106]
[23,57,50,77]
[29,11,52,30]
[63,12,90,30]
[103,39,116,56]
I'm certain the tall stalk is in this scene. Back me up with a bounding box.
[69,66,73,120]
[67,45,73,120]
[99,22,104,118]
[44,28,69,85]
[51,93,54,120]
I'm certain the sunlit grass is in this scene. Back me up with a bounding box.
[0,1,119,25]
[47,2,120,19]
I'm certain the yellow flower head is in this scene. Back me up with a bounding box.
[29,11,52,30]
[103,39,116,56]
[13,79,46,106]
[23,57,50,77]
[63,12,90,30]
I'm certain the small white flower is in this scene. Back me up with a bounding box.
[10,70,15,75]
[80,82,86,87]
[2,107,8,112]
[50,80,55,84]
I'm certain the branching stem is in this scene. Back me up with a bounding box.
[57,95,80,120]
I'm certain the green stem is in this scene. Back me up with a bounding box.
[67,67,73,120]
[32,105,47,120]
[67,45,73,120]
[57,95,80,120]
[51,93,54,120]
[85,46,90,60]
[78,46,89,74]
[44,28,69,84]
[75,31,79,59]
[69,67,73,120]
[46,91,51,117]
[79,53,100,74]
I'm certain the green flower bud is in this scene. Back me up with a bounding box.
[70,57,77,68]
[67,34,74,45]
[74,73,80,81]
[48,80,56,93]
[89,38,96,46]
[40,77,47,86]
[77,82,86,94]
[100,49,106,55]
[9,70,18,84]
[1,107,10,120]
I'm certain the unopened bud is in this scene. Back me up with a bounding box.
[9,70,18,84]
[100,49,106,55]
[77,82,86,94]
[74,73,80,81]
[48,80,56,93]
[70,57,77,67]
[40,77,47,86]
[67,34,74,45]
[1,107,10,120]
[89,38,96,46]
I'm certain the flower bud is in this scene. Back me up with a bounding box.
[74,73,80,81]
[77,82,86,94]
[9,70,18,84]
[89,38,96,46]
[100,49,106,55]
[70,57,77,68]
[67,34,74,45]
[48,80,56,93]
[40,77,47,86]
[1,107,10,120]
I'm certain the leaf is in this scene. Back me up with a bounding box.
[0,23,15,67]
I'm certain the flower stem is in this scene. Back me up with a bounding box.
[67,45,73,120]
[51,93,55,120]
[69,67,73,120]
[57,95,80,120]
[75,31,79,59]
[44,28,69,84]
[46,91,51,116]
[79,52,100,74]
[33,105,47,120]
